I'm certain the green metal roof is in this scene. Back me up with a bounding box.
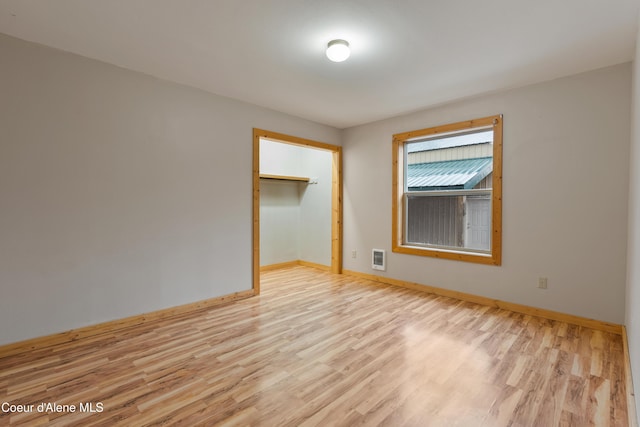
[407,157,492,190]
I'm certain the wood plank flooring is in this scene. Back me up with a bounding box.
[0,266,629,426]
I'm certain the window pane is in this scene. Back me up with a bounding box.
[406,194,491,252]
[406,129,493,192]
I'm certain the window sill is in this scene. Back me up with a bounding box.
[392,243,500,266]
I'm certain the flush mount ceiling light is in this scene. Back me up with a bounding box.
[326,39,350,62]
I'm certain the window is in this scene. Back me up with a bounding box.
[392,115,502,265]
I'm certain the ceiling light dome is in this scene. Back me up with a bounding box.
[326,39,350,62]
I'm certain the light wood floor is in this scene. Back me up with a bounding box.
[0,266,629,426]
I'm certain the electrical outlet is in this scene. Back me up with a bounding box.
[538,277,548,289]
[351,250,357,259]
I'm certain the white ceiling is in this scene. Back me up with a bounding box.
[0,0,638,129]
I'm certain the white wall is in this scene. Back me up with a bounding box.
[0,33,340,345]
[260,181,301,264]
[260,140,303,265]
[259,140,332,266]
[343,63,631,324]
[626,13,640,424]
[299,148,332,265]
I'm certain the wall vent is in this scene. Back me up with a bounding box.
[372,249,386,271]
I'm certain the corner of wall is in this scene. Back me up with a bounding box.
[625,11,640,426]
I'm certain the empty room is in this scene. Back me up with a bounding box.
[1,1,640,426]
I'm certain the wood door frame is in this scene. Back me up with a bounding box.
[253,128,342,294]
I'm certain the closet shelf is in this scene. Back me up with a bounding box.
[259,174,310,183]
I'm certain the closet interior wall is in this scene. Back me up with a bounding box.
[259,139,332,268]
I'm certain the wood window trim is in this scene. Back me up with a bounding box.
[392,115,503,266]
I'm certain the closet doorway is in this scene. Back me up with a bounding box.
[252,129,342,293]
